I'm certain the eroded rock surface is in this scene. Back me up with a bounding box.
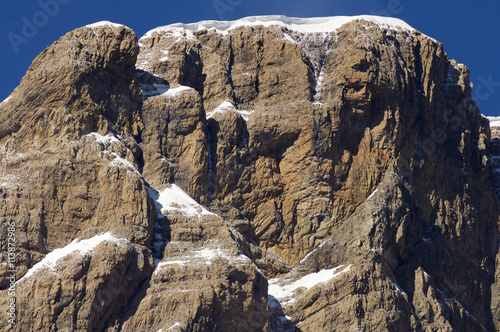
[0,16,499,331]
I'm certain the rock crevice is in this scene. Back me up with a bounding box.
[0,17,498,332]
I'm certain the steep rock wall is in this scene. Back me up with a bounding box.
[0,17,498,331]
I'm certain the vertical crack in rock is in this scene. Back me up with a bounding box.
[284,29,336,105]
[0,16,499,332]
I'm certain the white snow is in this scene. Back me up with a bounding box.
[206,101,254,121]
[299,249,316,264]
[109,152,139,174]
[142,15,416,38]
[159,50,170,62]
[313,66,325,105]
[148,184,214,218]
[136,60,150,71]
[85,21,128,29]
[299,240,329,264]
[1,96,12,105]
[197,248,223,260]
[155,247,250,273]
[392,281,406,294]
[283,32,298,45]
[3,152,27,161]
[162,85,194,97]
[84,133,140,174]
[140,83,194,99]
[142,27,197,41]
[19,232,125,282]
[0,174,20,188]
[87,132,120,145]
[195,248,250,264]
[155,260,189,272]
[166,322,181,331]
[140,82,170,98]
[367,188,379,200]
[235,110,254,121]
[487,116,500,128]
[141,24,196,44]
[268,264,352,301]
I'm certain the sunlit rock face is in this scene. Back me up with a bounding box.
[0,16,498,332]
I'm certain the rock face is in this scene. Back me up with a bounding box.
[488,122,500,331]
[0,16,499,331]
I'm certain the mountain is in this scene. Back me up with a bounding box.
[0,15,499,331]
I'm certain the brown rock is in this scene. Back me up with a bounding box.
[0,23,157,330]
[0,236,153,331]
[0,16,498,332]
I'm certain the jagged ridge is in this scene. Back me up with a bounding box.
[0,16,498,332]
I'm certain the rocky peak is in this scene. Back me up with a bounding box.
[0,15,499,332]
[0,21,142,142]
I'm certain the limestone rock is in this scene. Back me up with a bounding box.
[0,16,499,332]
[120,211,270,332]
[0,236,153,332]
[0,22,157,331]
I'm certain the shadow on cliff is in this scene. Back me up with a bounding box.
[268,294,303,332]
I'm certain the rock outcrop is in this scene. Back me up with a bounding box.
[0,16,499,331]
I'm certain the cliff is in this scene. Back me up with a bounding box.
[0,16,499,331]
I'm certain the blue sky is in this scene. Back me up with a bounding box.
[1,0,499,115]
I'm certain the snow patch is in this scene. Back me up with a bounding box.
[0,174,20,188]
[140,82,194,99]
[3,152,26,160]
[1,96,12,105]
[299,250,314,264]
[487,116,500,128]
[108,152,139,174]
[159,50,170,62]
[197,248,223,260]
[282,32,297,44]
[84,133,140,175]
[166,322,181,331]
[148,184,214,219]
[140,82,170,98]
[367,188,379,200]
[195,248,250,264]
[235,110,254,121]
[142,26,197,41]
[143,15,417,37]
[269,265,352,301]
[299,240,329,264]
[136,60,150,71]
[155,247,250,272]
[163,85,195,97]
[85,21,127,29]
[155,260,189,273]
[206,101,254,121]
[312,66,325,105]
[19,232,125,282]
[392,281,406,294]
[87,132,121,145]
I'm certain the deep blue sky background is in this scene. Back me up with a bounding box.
[1,0,499,115]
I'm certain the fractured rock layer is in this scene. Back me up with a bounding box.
[0,17,498,331]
